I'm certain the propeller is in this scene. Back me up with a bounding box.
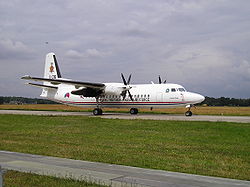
[158,75,167,84]
[121,73,133,101]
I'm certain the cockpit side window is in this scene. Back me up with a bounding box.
[171,88,176,92]
[178,88,186,92]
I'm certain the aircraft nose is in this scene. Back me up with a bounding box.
[185,93,205,104]
[197,94,205,103]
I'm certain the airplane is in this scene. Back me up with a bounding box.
[21,52,205,116]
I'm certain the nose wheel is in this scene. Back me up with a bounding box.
[185,111,192,116]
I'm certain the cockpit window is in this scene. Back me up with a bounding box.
[166,88,169,93]
[171,88,176,92]
[178,88,186,92]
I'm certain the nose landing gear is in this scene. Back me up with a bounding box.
[185,104,195,117]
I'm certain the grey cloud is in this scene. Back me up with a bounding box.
[65,49,112,59]
[0,38,34,59]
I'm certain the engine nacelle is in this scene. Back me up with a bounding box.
[104,84,125,95]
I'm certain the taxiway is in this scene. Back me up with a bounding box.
[0,150,249,187]
[0,109,250,123]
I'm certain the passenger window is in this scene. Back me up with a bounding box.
[166,88,169,93]
[171,88,176,92]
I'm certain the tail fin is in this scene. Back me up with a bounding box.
[44,52,62,79]
[41,52,61,98]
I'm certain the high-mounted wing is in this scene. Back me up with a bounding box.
[21,75,105,89]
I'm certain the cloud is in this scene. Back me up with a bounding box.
[0,38,34,59]
[65,50,83,59]
[65,49,111,59]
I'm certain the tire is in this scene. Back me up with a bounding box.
[130,108,138,115]
[185,111,192,117]
[93,108,103,115]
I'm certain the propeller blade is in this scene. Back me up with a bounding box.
[163,80,167,84]
[122,91,127,100]
[158,75,162,84]
[128,90,133,101]
[127,74,132,85]
[121,73,127,85]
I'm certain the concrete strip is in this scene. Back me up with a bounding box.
[0,150,249,187]
[3,160,121,186]
[0,109,250,123]
[101,113,250,123]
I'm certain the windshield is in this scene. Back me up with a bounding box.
[178,88,186,92]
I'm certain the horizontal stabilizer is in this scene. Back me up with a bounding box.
[26,83,58,89]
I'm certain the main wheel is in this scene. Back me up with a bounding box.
[93,108,103,115]
[185,111,192,117]
[130,108,138,115]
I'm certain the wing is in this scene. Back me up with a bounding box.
[21,75,105,89]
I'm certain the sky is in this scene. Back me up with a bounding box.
[0,0,250,98]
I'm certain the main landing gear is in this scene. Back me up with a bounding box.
[93,108,103,115]
[130,108,138,115]
[93,96,103,116]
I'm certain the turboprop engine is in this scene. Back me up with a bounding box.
[71,73,133,100]
[104,83,129,95]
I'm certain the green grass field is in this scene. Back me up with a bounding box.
[0,114,249,181]
[4,170,105,187]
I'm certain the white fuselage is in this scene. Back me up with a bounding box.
[45,83,205,109]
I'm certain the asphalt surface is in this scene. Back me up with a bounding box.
[0,151,249,187]
[0,109,250,123]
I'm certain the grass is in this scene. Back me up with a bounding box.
[0,114,249,181]
[1,104,250,116]
[4,170,106,187]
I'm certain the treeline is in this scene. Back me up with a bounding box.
[0,96,57,105]
[201,97,250,106]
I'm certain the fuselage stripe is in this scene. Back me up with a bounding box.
[56,100,191,106]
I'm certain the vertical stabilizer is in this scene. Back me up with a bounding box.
[44,52,62,79]
[41,52,61,98]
